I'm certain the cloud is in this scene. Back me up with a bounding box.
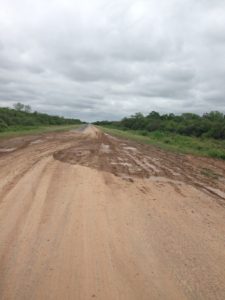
[0,0,225,121]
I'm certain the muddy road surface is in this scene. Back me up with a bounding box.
[1,125,225,300]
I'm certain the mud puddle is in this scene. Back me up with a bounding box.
[53,126,225,202]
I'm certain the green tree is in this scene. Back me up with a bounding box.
[203,111,224,122]
[147,111,161,119]
[13,102,24,111]
[24,105,32,113]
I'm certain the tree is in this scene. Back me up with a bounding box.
[146,120,161,131]
[100,110,225,140]
[132,112,144,119]
[24,105,32,113]
[13,102,24,111]
[181,113,200,120]
[203,111,224,122]
[147,111,161,119]
[0,118,8,132]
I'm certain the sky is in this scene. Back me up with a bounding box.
[0,0,225,121]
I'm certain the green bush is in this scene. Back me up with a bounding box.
[100,110,225,140]
[207,149,225,160]
[0,118,8,132]
[0,106,82,132]
[141,131,148,136]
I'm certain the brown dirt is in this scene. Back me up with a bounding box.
[0,125,225,299]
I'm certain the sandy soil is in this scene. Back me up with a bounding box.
[0,125,225,300]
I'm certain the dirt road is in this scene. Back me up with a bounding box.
[0,125,225,300]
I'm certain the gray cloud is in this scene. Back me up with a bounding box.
[0,0,225,121]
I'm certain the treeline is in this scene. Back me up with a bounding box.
[0,103,82,131]
[94,111,225,139]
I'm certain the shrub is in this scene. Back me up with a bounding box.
[0,118,8,132]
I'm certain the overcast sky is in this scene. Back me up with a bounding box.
[0,0,225,121]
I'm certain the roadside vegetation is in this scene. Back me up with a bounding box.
[95,111,225,160]
[100,127,225,159]
[0,124,82,139]
[0,103,83,136]
[95,111,225,139]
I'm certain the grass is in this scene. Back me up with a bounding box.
[0,124,82,140]
[100,126,225,160]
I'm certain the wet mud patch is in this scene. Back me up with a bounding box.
[53,127,225,202]
[53,134,152,179]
